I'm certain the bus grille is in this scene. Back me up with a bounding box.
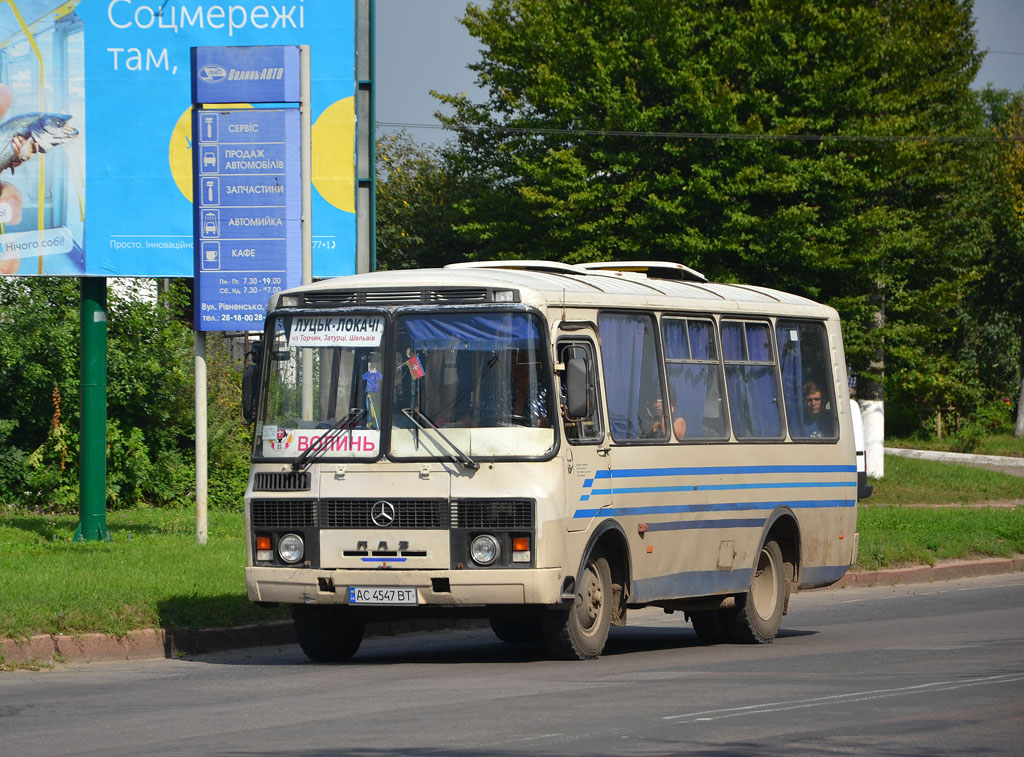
[321,499,446,529]
[252,471,311,492]
[251,499,317,528]
[250,498,535,530]
[451,499,534,529]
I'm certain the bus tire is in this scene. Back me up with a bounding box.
[725,539,785,644]
[542,552,612,660]
[689,610,729,644]
[292,605,365,662]
[490,617,544,644]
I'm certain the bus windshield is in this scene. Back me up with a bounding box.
[255,310,556,462]
[391,311,555,460]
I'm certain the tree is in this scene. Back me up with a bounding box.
[375,131,480,270]
[980,88,1024,436]
[434,0,1021,436]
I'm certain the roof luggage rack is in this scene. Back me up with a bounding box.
[445,260,587,275]
[575,261,707,283]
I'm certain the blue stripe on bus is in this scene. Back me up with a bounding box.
[577,464,856,503]
[631,564,852,603]
[588,480,856,497]
[632,568,753,603]
[645,518,765,531]
[595,464,856,479]
[360,558,408,563]
[572,499,853,519]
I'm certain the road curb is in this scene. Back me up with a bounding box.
[885,447,1024,468]
[4,557,1022,667]
[823,555,1024,589]
[0,616,488,667]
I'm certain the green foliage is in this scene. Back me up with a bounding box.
[856,505,1024,570]
[0,508,286,639]
[887,433,1024,459]
[375,131,480,270]
[868,454,1024,505]
[404,0,1024,434]
[0,279,251,511]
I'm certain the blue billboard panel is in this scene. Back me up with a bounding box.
[0,1,354,278]
[194,108,300,330]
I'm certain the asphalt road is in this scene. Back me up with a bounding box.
[2,573,1022,756]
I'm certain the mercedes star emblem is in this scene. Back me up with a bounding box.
[371,500,396,528]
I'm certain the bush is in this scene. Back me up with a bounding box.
[0,279,251,512]
[949,423,986,454]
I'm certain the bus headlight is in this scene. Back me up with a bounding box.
[470,534,500,566]
[278,533,304,564]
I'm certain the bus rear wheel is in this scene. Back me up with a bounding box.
[292,605,365,662]
[724,539,785,644]
[542,552,612,660]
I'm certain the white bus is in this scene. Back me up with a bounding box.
[242,261,866,661]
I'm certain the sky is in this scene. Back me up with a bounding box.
[375,0,1024,148]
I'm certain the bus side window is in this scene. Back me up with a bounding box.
[598,312,667,441]
[661,317,729,440]
[558,341,603,443]
[721,320,784,440]
[777,320,838,440]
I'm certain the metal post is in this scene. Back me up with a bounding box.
[300,44,314,420]
[195,330,208,545]
[300,45,312,288]
[74,277,110,542]
[356,0,376,273]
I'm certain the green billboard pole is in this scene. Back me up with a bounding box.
[74,277,110,542]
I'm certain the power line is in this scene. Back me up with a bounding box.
[377,121,1023,143]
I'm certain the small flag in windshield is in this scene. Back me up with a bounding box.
[406,355,425,379]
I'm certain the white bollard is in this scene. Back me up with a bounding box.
[860,399,885,479]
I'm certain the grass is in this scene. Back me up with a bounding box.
[870,453,1024,505]
[0,507,287,641]
[856,505,1024,571]
[1,453,1022,641]
[886,432,1024,458]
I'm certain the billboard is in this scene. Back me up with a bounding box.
[0,0,355,278]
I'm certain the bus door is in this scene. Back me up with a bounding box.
[556,336,606,533]
[596,310,669,517]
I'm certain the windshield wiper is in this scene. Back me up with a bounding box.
[291,408,367,472]
[401,408,479,471]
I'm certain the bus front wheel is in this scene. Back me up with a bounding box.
[542,552,612,660]
[724,539,785,644]
[490,617,544,644]
[292,605,365,662]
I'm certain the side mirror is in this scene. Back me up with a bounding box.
[565,357,591,420]
[241,341,263,424]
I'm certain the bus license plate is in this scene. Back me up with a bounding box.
[349,586,418,605]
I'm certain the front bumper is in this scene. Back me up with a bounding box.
[246,566,565,607]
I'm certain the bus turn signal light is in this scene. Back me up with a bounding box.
[512,536,530,563]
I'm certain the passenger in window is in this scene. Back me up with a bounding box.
[666,389,687,440]
[642,398,666,437]
[803,381,832,438]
